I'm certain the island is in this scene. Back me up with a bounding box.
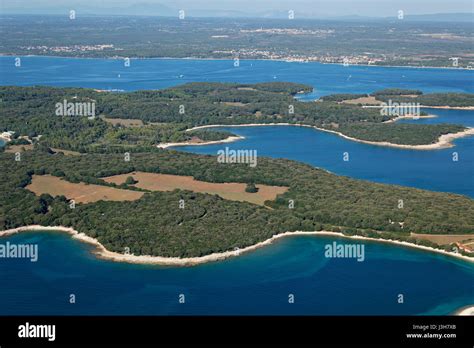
[1,82,473,264]
[1,83,473,150]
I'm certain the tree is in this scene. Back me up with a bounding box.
[34,197,49,214]
[125,176,138,185]
[245,182,258,193]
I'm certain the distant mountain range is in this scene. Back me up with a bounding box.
[0,2,472,22]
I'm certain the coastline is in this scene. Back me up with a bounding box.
[315,126,474,150]
[363,105,474,111]
[453,305,474,316]
[2,54,473,71]
[0,225,472,266]
[420,105,474,110]
[157,135,244,149]
[185,123,474,150]
[382,114,437,123]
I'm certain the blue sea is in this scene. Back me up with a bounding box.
[175,112,474,197]
[1,231,473,315]
[0,57,473,315]
[1,56,473,97]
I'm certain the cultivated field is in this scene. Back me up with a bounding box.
[27,175,144,203]
[103,171,288,206]
[5,144,34,153]
[410,233,474,244]
[102,117,144,127]
[342,96,382,105]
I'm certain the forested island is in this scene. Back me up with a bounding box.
[1,82,473,259]
[1,83,473,151]
[322,88,474,108]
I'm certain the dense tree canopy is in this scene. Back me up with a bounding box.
[1,82,473,257]
[1,148,473,257]
[1,83,471,150]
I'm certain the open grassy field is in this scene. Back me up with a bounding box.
[342,96,382,105]
[50,148,82,156]
[102,117,144,127]
[27,175,144,203]
[5,144,34,153]
[220,101,247,106]
[410,233,474,244]
[103,171,288,206]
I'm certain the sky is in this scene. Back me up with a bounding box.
[1,0,473,17]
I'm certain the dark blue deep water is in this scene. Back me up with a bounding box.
[0,56,473,96]
[1,231,473,315]
[0,57,472,315]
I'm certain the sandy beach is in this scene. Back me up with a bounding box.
[419,105,474,110]
[316,126,474,150]
[363,105,474,111]
[157,135,244,149]
[0,225,472,266]
[383,114,437,123]
[185,123,474,150]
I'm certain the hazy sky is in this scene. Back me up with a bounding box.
[1,0,473,17]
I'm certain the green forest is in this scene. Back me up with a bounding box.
[375,92,474,107]
[1,147,474,257]
[321,88,474,107]
[1,82,473,258]
[1,82,472,151]
[337,123,466,145]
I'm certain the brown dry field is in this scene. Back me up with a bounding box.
[50,148,82,156]
[186,136,206,144]
[5,144,34,153]
[342,96,381,105]
[398,94,420,98]
[410,233,474,244]
[220,101,247,106]
[27,175,144,203]
[103,171,288,206]
[102,117,144,127]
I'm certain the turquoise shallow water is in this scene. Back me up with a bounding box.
[0,57,473,315]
